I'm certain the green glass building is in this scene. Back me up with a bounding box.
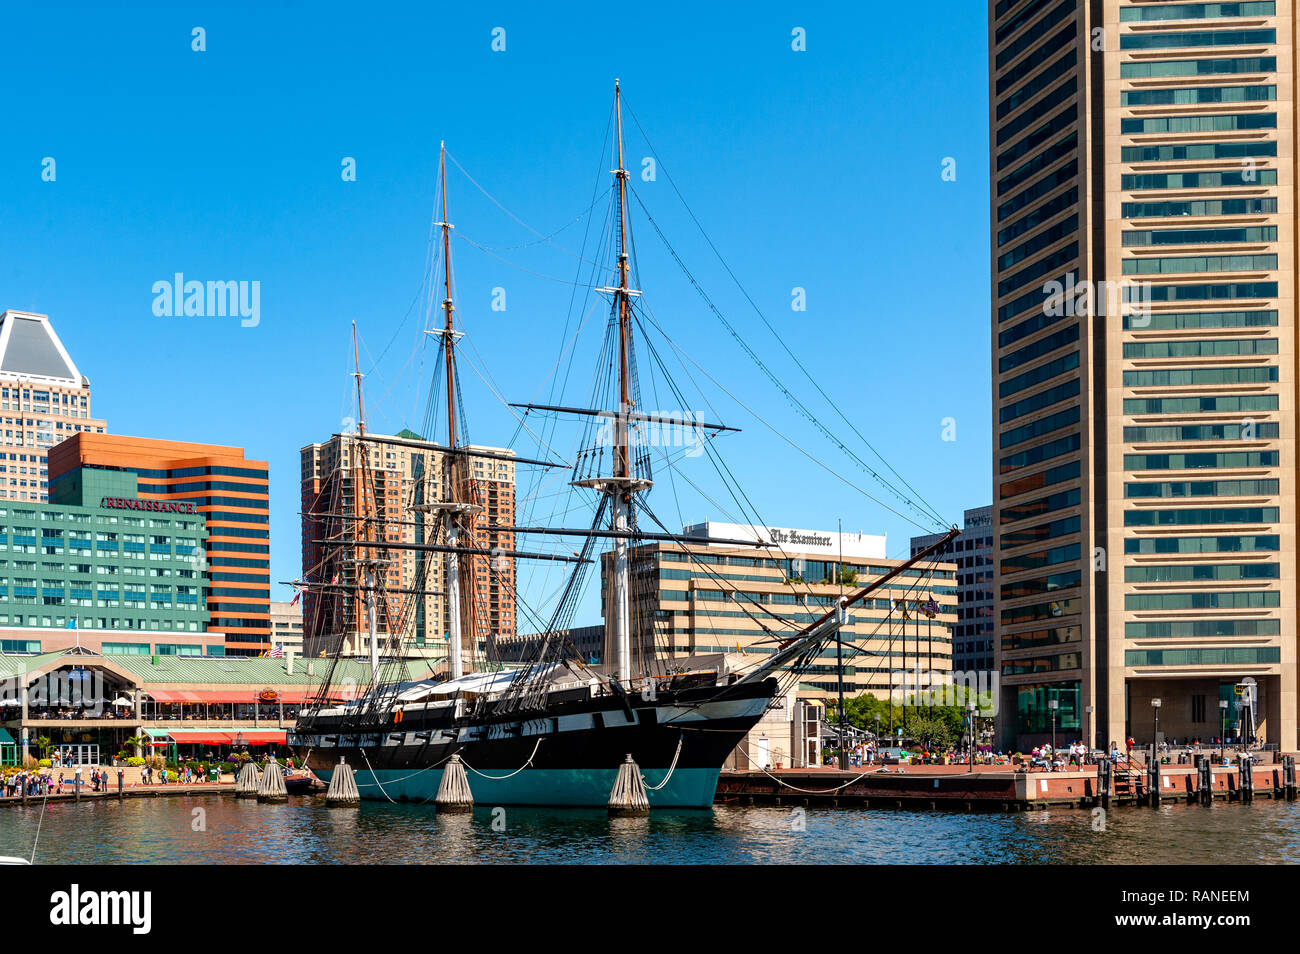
[0,466,209,636]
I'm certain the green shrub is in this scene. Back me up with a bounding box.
[125,757,145,767]
[37,759,51,768]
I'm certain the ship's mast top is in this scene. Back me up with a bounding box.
[439,141,459,454]
[614,79,633,481]
[351,320,367,441]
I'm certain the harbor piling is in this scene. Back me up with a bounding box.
[256,757,287,803]
[1240,758,1254,804]
[325,756,361,806]
[1284,755,1297,800]
[235,762,261,798]
[608,754,650,817]
[434,754,473,813]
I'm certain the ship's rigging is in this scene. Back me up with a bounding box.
[293,81,961,731]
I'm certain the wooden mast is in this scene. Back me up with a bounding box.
[614,80,632,481]
[435,142,475,679]
[350,322,381,675]
[606,79,643,684]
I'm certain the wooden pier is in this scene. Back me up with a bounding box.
[715,758,1299,811]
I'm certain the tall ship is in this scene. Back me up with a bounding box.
[289,83,958,808]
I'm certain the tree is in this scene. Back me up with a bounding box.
[827,686,990,747]
[123,733,149,753]
[906,716,952,751]
[35,736,51,759]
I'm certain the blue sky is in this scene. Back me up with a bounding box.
[1,1,992,626]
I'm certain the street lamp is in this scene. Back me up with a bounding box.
[1218,699,1228,761]
[1151,698,1162,761]
[1048,699,1058,756]
[967,702,977,772]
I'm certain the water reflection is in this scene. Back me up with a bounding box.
[1,795,1297,864]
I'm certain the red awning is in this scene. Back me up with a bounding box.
[237,731,287,745]
[168,732,234,745]
[147,690,303,704]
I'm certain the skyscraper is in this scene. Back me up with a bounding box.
[0,310,107,501]
[912,506,995,672]
[990,1,1296,750]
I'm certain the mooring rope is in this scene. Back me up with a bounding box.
[357,749,398,803]
[29,774,51,864]
[643,735,684,792]
[462,738,543,780]
[728,741,865,795]
[355,746,465,800]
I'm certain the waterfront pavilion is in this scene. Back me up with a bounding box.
[0,646,437,764]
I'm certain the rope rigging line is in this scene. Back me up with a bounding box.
[621,96,947,529]
[627,185,947,533]
[637,309,941,535]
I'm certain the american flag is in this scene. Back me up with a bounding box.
[289,581,308,606]
[268,644,284,659]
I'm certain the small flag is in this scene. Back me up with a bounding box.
[268,644,284,659]
[65,618,78,630]
[289,581,308,606]
[330,574,339,585]
[923,598,938,619]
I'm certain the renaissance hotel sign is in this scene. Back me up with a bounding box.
[102,496,198,514]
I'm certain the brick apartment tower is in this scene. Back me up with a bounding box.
[48,433,271,655]
[990,0,1297,750]
[300,431,516,666]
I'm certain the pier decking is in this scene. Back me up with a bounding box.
[715,761,1297,811]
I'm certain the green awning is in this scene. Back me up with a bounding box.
[0,728,15,745]
[143,728,171,739]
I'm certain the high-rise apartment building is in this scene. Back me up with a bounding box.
[0,310,107,501]
[989,0,1296,750]
[299,430,516,665]
[48,433,271,655]
[912,506,996,671]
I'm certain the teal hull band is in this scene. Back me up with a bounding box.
[314,766,721,809]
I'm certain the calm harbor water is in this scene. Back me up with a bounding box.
[2,795,1298,864]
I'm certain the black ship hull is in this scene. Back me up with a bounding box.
[290,677,778,808]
